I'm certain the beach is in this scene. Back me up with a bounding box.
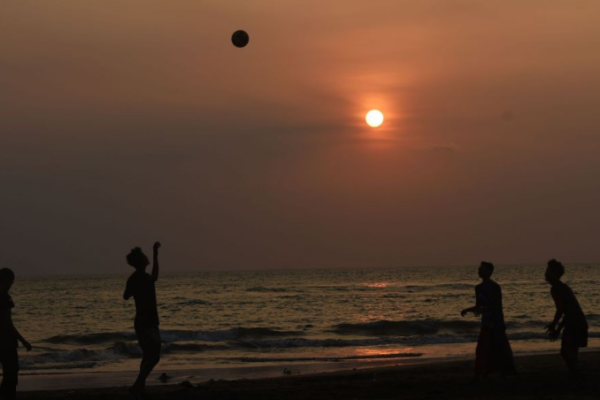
[19,351,600,399]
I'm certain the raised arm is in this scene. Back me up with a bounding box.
[151,241,161,282]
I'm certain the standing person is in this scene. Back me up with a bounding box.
[544,259,588,379]
[124,242,162,398]
[0,268,32,400]
[461,262,516,380]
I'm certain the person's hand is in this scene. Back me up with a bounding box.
[153,242,161,253]
[545,324,559,342]
[22,340,32,351]
[547,329,560,342]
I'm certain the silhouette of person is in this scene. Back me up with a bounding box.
[0,268,32,400]
[461,262,515,380]
[124,242,162,398]
[544,259,588,379]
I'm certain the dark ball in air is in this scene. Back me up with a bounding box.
[232,30,249,48]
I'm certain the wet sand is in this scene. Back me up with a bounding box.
[19,351,600,399]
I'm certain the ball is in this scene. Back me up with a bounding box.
[232,30,249,48]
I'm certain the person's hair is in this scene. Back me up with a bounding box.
[547,259,565,279]
[0,268,15,283]
[480,261,494,276]
[126,247,146,268]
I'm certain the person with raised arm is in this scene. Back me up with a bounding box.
[124,242,161,398]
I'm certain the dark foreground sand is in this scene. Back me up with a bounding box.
[20,351,600,399]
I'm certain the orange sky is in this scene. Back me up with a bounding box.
[2,1,600,273]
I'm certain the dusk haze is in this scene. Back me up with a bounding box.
[3,1,600,274]
[0,1,598,399]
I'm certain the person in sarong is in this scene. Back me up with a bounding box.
[461,262,516,380]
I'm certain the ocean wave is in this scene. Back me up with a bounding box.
[161,327,305,342]
[22,341,232,369]
[508,331,600,341]
[238,330,600,349]
[21,342,141,368]
[586,313,600,322]
[398,283,473,292]
[176,299,212,306]
[236,335,476,349]
[331,319,480,336]
[277,295,308,300]
[43,327,304,345]
[246,287,289,293]
[28,330,598,371]
[22,362,98,371]
[164,343,229,352]
[381,294,406,299]
[44,332,135,345]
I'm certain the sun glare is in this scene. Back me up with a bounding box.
[366,110,384,128]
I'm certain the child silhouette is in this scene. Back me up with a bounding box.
[124,242,162,398]
[545,259,588,379]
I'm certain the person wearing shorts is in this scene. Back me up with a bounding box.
[545,259,588,379]
[124,242,162,397]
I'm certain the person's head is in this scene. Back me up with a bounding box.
[478,261,494,280]
[126,247,149,270]
[0,268,15,292]
[545,259,564,284]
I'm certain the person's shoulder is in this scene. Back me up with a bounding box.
[550,283,565,295]
[127,271,145,284]
[0,292,14,309]
[136,271,153,283]
[561,282,575,295]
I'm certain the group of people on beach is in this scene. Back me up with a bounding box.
[460,260,589,382]
[0,243,590,399]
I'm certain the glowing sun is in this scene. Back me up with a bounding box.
[366,110,384,128]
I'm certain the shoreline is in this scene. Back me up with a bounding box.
[17,350,600,397]
[20,355,457,392]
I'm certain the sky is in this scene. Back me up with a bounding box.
[2,1,600,274]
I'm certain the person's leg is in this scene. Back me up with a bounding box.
[497,331,516,378]
[475,328,491,380]
[560,345,579,378]
[132,328,161,394]
[133,348,160,392]
[560,330,579,379]
[0,348,19,400]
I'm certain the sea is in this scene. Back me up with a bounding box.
[12,265,599,376]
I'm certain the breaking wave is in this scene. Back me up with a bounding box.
[43,327,305,345]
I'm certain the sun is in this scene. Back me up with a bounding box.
[366,110,384,128]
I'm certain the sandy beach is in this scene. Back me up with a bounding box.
[18,350,600,399]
